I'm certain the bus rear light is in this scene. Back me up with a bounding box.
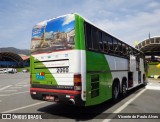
[66,95,75,99]
[74,74,81,83]
[74,74,81,91]
[70,95,74,99]
[31,92,36,94]
[30,91,36,94]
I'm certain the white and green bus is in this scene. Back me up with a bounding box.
[30,13,146,106]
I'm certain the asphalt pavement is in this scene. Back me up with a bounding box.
[0,73,160,122]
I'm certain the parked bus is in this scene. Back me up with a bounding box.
[30,13,146,106]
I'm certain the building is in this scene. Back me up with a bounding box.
[0,52,29,68]
[135,37,160,62]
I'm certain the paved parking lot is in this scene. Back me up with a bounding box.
[0,73,160,122]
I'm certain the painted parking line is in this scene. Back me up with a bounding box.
[9,86,22,89]
[0,94,10,97]
[145,85,160,90]
[4,90,17,92]
[16,82,28,84]
[103,89,146,122]
[23,84,30,87]
[16,80,29,84]
[15,84,29,87]
[9,91,29,95]
[2,101,46,113]
[0,91,29,97]
[0,85,12,91]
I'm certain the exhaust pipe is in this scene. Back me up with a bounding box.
[69,99,75,104]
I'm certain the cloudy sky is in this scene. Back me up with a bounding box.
[0,0,160,49]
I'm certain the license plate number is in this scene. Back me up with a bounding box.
[46,96,54,100]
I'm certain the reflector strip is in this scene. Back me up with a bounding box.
[30,88,81,95]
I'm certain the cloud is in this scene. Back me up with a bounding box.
[36,20,48,26]
[62,14,74,26]
[94,7,160,45]
[146,1,160,9]
[0,0,160,49]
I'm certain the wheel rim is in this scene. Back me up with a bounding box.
[122,84,126,94]
[114,86,119,99]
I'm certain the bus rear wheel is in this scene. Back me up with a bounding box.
[31,94,37,100]
[112,82,120,102]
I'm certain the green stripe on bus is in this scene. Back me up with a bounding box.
[75,14,85,50]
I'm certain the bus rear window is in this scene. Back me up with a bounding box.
[31,14,75,54]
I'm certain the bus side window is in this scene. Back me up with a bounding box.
[113,38,118,55]
[126,45,129,57]
[118,41,122,55]
[85,23,92,49]
[124,45,129,57]
[133,49,138,56]
[107,35,113,54]
[98,31,103,51]
[102,33,108,53]
[122,43,127,57]
[91,27,98,50]
[128,46,133,55]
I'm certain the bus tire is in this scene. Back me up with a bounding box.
[112,81,120,102]
[31,94,37,100]
[143,74,147,86]
[121,81,127,98]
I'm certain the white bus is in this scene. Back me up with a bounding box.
[30,13,146,106]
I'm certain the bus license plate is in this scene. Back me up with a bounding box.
[46,96,54,100]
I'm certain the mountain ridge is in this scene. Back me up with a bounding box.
[0,47,30,56]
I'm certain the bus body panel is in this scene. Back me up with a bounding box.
[85,51,112,106]
[85,53,129,106]
[105,55,128,88]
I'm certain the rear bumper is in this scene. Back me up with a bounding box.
[30,87,85,106]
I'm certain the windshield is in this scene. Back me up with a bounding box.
[31,14,75,54]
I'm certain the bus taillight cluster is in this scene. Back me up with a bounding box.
[74,74,81,91]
